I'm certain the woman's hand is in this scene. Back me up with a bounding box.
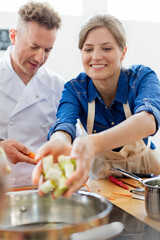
[64,135,96,197]
[32,133,96,198]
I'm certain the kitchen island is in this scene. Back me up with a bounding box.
[87,179,160,237]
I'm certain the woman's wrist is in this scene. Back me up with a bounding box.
[87,134,100,155]
[50,131,71,144]
[91,131,111,154]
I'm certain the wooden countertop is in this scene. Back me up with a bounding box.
[86,179,160,232]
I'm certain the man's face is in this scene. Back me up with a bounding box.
[10,22,57,80]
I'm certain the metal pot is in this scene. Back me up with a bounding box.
[111,168,160,221]
[0,190,123,240]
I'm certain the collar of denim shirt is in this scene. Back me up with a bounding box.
[87,69,128,105]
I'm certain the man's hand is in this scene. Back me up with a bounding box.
[0,139,36,164]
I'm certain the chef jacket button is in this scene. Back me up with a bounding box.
[42,124,47,128]
[105,106,107,109]
[93,130,96,133]
[9,121,14,125]
[36,95,39,99]
[111,122,114,125]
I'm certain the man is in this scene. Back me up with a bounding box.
[0,1,65,187]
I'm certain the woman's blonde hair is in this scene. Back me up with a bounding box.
[79,14,126,50]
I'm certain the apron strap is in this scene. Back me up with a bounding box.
[123,102,132,118]
[122,103,147,147]
[87,100,95,134]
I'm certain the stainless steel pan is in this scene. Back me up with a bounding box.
[111,168,160,221]
[0,190,123,240]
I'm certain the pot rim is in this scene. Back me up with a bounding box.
[0,190,113,233]
[143,176,160,188]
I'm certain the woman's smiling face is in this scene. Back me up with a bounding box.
[81,27,127,86]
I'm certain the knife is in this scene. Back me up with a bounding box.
[108,175,129,190]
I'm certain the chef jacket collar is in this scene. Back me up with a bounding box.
[3,46,14,73]
[0,46,55,98]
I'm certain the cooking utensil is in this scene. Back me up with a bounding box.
[111,168,160,221]
[117,178,141,188]
[130,189,145,201]
[108,175,129,190]
[130,188,145,195]
[132,173,155,178]
[0,190,123,240]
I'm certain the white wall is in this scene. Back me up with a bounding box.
[123,20,160,79]
[0,4,160,81]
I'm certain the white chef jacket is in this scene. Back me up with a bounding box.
[0,46,65,187]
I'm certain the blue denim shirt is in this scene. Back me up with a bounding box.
[48,65,160,149]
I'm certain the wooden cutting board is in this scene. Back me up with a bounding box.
[117,178,143,188]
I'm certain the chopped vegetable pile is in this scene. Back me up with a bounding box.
[39,155,76,198]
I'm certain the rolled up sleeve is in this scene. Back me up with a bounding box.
[131,66,160,134]
[47,122,76,141]
[135,100,160,133]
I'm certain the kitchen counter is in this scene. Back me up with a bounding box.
[87,179,160,232]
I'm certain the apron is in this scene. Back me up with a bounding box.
[80,100,160,180]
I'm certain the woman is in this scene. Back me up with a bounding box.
[32,14,160,197]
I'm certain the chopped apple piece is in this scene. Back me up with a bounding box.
[42,155,54,175]
[53,176,68,198]
[64,163,74,178]
[39,179,56,194]
[45,168,62,181]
